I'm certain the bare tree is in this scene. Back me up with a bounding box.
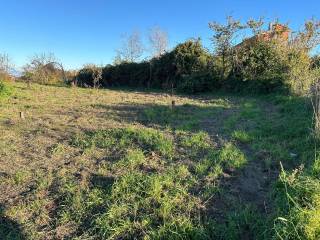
[116,31,144,63]
[0,53,13,80]
[92,65,103,89]
[149,26,168,58]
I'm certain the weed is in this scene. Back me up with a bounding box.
[274,165,320,240]
[0,81,13,100]
[180,131,211,157]
[114,148,146,171]
[219,143,247,169]
[232,130,253,143]
[11,170,30,185]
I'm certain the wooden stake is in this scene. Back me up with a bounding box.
[19,112,25,120]
[171,100,176,110]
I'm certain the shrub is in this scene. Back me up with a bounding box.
[76,39,219,92]
[177,72,220,94]
[286,48,313,95]
[0,81,13,99]
[22,54,66,85]
[227,41,288,93]
[232,130,253,143]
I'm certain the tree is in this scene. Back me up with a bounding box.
[23,53,66,85]
[209,16,244,79]
[247,17,264,35]
[291,18,320,51]
[116,31,144,63]
[91,65,103,88]
[149,26,168,58]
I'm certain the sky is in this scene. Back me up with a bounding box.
[0,0,319,70]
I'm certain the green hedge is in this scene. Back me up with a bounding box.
[75,39,310,94]
[76,39,219,93]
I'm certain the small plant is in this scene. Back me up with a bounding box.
[114,148,146,171]
[219,143,247,169]
[274,165,320,240]
[11,170,30,185]
[232,130,253,143]
[180,131,211,156]
[0,81,12,99]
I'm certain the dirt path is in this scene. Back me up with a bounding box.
[200,99,280,220]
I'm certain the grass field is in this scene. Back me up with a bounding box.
[0,82,319,239]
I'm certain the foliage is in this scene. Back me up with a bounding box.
[76,39,218,91]
[274,166,320,240]
[76,64,103,88]
[0,81,13,99]
[0,53,13,81]
[216,18,320,95]
[22,53,66,85]
[209,16,245,79]
[177,72,218,94]
[286,48,313,95]
[311,55,320,69]
[74,18,320,95]
[228,40,288,93]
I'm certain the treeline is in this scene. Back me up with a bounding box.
[76,39,218,93]
[2,17,319,95]
[74,17,320,95]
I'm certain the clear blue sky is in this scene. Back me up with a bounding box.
[0,0,319,70]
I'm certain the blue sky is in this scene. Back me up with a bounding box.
[0,0,319,70]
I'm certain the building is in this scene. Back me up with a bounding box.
[236,23,290,48]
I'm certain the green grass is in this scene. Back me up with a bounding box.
[0,82,319,239]
[232,130,253,143]
[274,165,320,240]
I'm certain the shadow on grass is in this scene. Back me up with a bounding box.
[90,174,115,191]
[0,204,25,240]
[92,102,231,133]
[68,95,314,239]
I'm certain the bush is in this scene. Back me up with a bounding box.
[75,30,316,95]
[227,41,289,93]
[0,81,12,99]
[76,67,96,87]
[286,48,313,95]
[76,39,219,92]
[177,72,220,94]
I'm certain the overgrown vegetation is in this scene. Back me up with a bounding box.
[76,39,217,93]
[1,15,320,240]
[73,18,320,96]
